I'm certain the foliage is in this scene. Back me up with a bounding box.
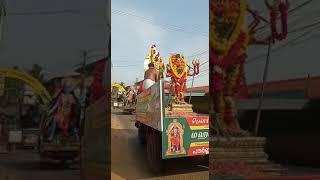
[27,64,47,84]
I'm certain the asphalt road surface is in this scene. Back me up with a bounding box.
[111,108,209,179]
[0,150,80,180]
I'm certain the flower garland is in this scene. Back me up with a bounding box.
[210,31,249,130]
[268,0,289,41]
[210,0,247,54]
[210,32,248,67]
[169,54,187,79]
[149,44,165,75]
[90,60,106,103]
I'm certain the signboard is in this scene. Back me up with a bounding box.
[162,116,209,159]
[135,81,162,130]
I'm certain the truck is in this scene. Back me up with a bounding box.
[38,133,80,164]
[111,83,126,109]
[135,80,209,173]
[122,88,136,114]
[38,90,80,164]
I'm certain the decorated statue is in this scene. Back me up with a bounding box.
[210,0,289,136]
[166,53,200,104]
[144,44,165,78]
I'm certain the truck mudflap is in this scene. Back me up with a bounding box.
[210,176,320,180]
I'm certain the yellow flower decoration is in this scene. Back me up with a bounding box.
[169,54,187,79]
[210,0,247,55]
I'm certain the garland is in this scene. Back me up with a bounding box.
[149,44,164,74]
[210,31,249,130]
[210,0,247,54]
[268,0,289,41]
[169,55,187,79]
[211,32,248,68]
[90,60,106,102]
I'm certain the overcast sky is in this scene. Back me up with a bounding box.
[111,0,209,87]
[0,0,108,79]
[246,0,320,84]
[1,0,319,86]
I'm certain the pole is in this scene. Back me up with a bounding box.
[79,50,87,180]
[254,39,272,136]
[79,50,87,137]
[188,74,195,104]
[305,74,310,98]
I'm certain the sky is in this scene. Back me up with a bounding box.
[111,0,209,87]
[0,0,108,79]
[246,0,320,84]
[0,0,319,87]
[112,0,320,88]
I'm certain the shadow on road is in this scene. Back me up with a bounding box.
[111,129,208,179]
[0,150,80,180]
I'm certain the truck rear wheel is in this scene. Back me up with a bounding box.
[146,128,164,174]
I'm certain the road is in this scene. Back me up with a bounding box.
[0,150,80,180]
[111,108,209,180]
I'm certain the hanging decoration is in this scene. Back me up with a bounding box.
[210,0,289,136]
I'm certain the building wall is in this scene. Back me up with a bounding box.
[185,95,209,114]
[247,76,320,99]
[239,106,320,166]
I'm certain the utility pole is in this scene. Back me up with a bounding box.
[188,74,195,104]
[79,50,87,180]
[254,39,272,136]
[79,50,87,138]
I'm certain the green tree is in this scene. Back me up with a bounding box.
[120,82,125,88]
[28,64,46,83]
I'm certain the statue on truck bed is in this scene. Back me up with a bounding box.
[166,53,199,104]
[144,44,165,78]
[143,44,201,104]
[210,0,289,136]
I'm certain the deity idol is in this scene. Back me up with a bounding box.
[166,53,200,104]
[144,44,165,78]
[210,0,289,135]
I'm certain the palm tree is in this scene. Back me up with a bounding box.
[28,64,46,83]
[120,82,125,88]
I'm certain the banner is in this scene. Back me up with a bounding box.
[135,81,162,130]
[162,116,209,159]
